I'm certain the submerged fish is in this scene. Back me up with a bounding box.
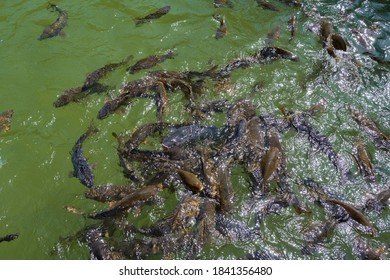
[214,15,227,40]
[0,110,14,132]
[256,0,279,11]
[127,50,175,74]
[135,6,171,26]
[38,4,68,40]
[352,142,375,181]
[289,15,296,41]
[71,123,99,188]
[85,227,112,260]
[260,146,280,192]
[266,25,281,45]
[0,233,19,243]
[82,55,133,90]
[259,46,299,62]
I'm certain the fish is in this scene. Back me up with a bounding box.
[82,55,133,90]
[127,50,176,74]
[53,86,83,107]
[162,124,220,149]
[256,0,279,11]
[38,4,68,40]
[301,220,337,255]
[85,227,112,260]
[258,46,299,62]
[177,170,204,193]
[214,15,227,40]
[326,198,376,235]
[266,25,281,45]
[143,194,201,236]
[353,238,387,260]
[71,123,99,188]
[85,184,135,203]
[352,142,375,181]
[135,6,171,26]
[91,184,163,219]
[350,108,390,151]
[319,19,333,43]
[288,15,296,41]
[0,110,14,131]
[214,0,234,8]
[260,146,280,192]
[0,233,19,243]
[364,187,390,213]
[326,32,347,57]
[216,213,257,242]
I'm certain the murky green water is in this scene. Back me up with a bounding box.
[0,0,389,260]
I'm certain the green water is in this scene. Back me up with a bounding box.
[0,0,389,260]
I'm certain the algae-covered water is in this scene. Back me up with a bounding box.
[0,0,389,260]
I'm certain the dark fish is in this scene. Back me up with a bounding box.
[352,142,375,181]
[282,108,345,175]
[177,170,204,193]
[288,15,296,41]
[135,6,171,26]
[97,77,154,119]
[350,108,390,151]
[53,86,83,108]
[38,4,68,40]
[82,55,133,90]
[319,19,333,43]
[71,123,99,188]
[162,124,220,149]
[216,213,257,242]
[0,110,14,132]
[85,184,135,203]
[301,220,337,255]
[326,33,347,57]
[127,50,175,74]
[0,233,19,243]
[256,0,279,11]
[85,227,112,260]
[276,0,302,7]
[214,0,234,8]
[266,25,281,45]
[91,184,163,219]
[214,15,227,40]
[259,46,299,62]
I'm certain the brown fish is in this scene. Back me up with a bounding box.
[177,170,204,193]
[38,4,68,40]
[319,19,333,42]
[85,184,135,203]
[135,6,171,26]
[326,198,376,235]
[127,50,175,74]
[260,146,280,192]
[0,110,14,131]
[352,142,375,181]
[266,25,281,45]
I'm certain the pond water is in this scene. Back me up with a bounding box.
[0,0,389,260]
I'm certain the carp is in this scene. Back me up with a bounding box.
[319,19,333,43]
[216,213,257,242]
[214,0,234,8]
[350,108,390,151]
[85,227,112,260]
[85,184,135,203]
[352,142,375,181]
[177,170,204,193]
[214,15,227,40]
[353,238,387,260]
[256,0,279,11]
[71,123,99,188]
[0,110,14,132]
[127,50,175,74]
[364,187,390,213]
[0,233,19,243]
[135,6,171,26]
[260,146,280,192]
[326,198,376,235]
[162,124,220,149]
[288,15,296,41]
[82,55,133,90]
[38,4,68,40]
[258,46,299,62]
[301,220,337,255]
[143,194,201,236]
[91,184,163,219]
